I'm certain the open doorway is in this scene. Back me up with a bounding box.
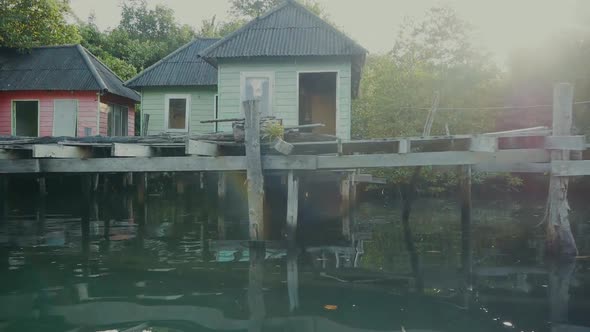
[299,72,337,136]
[12,100,39,137]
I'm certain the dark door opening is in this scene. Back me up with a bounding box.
[299,72,337,136]
[13,100,39,137]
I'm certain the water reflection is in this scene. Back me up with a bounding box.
[0,186,589,332]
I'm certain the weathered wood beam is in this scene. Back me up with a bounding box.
[470,136,498,152]
[112,143,153,157]
[547,83,578,257]
[552,160,590,176]
[544,136,586,150]
[474,162,550,174]
[353,174,387,184]
[316,149,550,169]
[398,139,410,154]
[32,144,89,158]
[483,126,551,137]
[186,140,220,157]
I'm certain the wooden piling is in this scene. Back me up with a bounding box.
[38,176,47,196]
[243,100,265,241]
[340,173,351,240]
[217,172,226,240]
[286,171,299,243]
[459,165,473,287]
[0,176,7,222]
[81,174,92,256]
[248,244,266,332]
[547,83,578,257]
[287,248,299,312]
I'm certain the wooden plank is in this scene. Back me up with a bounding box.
[317,149,550,169]
[0,149,16,160]
[186,140,220,157]
[112,143,153,157]
[470,136,498,152]
[353,174,387,184]
[483,126,551,137]
[32,145,89,158]
[243,100,265,241]
[552,160,590,176]
[544,136,586,150]
[474,163,550,173]
[398,139,410,154]
[0,159,39,173]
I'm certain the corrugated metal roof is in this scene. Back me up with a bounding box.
[0,45,140,102]
[199,0,366,97]
[125,38,219,89]
[199,1,367,59]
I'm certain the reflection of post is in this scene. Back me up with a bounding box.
[340,174,351,240]
[81,175,91,256]
[0,176,7,222]
[400,183,424,292]
[136,173,147,250]
[549,259,576,328]
[286,171,299,244]
[459,165,473,287]
[218,173,226,240]
[248,244,266,332]
[287,248,299,312]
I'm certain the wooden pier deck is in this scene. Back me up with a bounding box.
[0,130,587,175]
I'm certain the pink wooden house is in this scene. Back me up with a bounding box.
[0,45,139,137]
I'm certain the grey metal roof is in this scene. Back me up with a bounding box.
[125,38,219,89]
[199,0,367,96]
[0,45,140,102]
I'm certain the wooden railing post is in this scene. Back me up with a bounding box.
[547,83,578,257]
[243,100,264,241]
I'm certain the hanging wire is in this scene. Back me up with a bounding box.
[389,100,590,112]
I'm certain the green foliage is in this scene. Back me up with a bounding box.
[78,0,196,79]
[352,5,516,190]
[0,0,80,49]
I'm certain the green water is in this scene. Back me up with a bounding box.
[1,189,589,332]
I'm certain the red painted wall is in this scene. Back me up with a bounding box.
[0,91,98,137]
[0,91,137,137]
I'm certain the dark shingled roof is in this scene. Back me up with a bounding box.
[199,0,367,96]
[125,38,220,89]
[0,45,140,102]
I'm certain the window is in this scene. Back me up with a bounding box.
[107,104,128,137]
[241,72,273,116]
[165,95,190,132]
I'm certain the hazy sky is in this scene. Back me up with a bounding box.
[70,0,582,64]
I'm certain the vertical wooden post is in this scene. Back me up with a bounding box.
[286,171,299,243]
[135,173,147,250]
[459,165,473,288]
[549,259,576,324]
[244,100,264,241]
[340,173,351,240]
[218,172,226,240]
[547,83,578,257]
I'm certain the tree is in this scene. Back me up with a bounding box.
[352,5,509,190]
[0,0,80,49]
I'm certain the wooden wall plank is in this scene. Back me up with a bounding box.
[32,145,89,158]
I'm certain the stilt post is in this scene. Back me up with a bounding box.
[459,165,473,288]
[286,171,299,243]
[340,173,351,240]
[244,100,264,241]
[547,83,578,257]
[218,172,226,240]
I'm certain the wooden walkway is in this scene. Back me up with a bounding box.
[0,131,587,175]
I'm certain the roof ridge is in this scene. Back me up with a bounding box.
[76,44,108,92]
[199,0,292,60]
[286,0,367,54]
[126,37,212,86]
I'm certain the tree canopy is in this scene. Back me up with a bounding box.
[0,0,80,49]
